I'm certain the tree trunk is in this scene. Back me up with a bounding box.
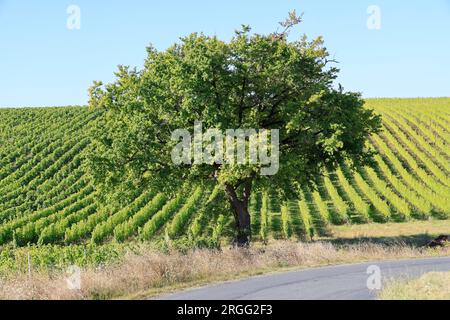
[233,200,251,246]
[225,181,252,247]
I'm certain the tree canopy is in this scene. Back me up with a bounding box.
[88,12,382,245]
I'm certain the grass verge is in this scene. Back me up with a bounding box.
[379,272,450,300]
[0,239,449,300]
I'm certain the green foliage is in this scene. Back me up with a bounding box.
[87,13,381,243]
[280,204,292,239]
[0,243,135,275]
[297,199,313,240]
[189,184,222,239]
[140,194,185,240]
[322,175,349,224]
[64,207,111,244]
[38,203,97,245]
[114,193,167,242]
[259,192,269,241]
[90,190,156,244]
[212,214,226,245]
[167,187,203,238]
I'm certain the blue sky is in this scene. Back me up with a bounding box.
[0,0,449,107]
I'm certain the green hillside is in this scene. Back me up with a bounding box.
[0,98,449,247]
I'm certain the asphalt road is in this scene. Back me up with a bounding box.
[156,256,450,300]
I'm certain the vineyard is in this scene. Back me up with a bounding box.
[0,98,449,248]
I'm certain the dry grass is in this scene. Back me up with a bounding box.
[0,240,448,300]
[379,272,450,300]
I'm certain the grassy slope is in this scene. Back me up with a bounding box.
[327,220,450,244]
